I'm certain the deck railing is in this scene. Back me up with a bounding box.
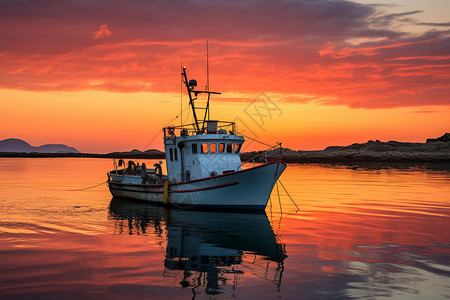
[164,121,236,137]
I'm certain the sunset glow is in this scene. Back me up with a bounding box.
[1,0,449,153]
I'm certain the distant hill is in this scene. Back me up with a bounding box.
[0,138,80,153]
[105,149,165,159]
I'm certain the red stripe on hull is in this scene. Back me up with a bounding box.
[109,181,239,194]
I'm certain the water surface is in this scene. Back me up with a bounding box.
[0,158,449,299]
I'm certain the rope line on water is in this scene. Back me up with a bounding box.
[66,181,108,191]
[275,181,283,215]
[233,133,297,212]
[278,179,299,211]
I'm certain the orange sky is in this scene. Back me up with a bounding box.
[0,0,449,153]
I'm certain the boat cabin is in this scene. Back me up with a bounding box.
[164,120,244,182]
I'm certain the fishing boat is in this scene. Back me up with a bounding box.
[107,66,286,210]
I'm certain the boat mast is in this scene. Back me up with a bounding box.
[182,59,221,134]
[180,60,183,127]
[182,66,201,133]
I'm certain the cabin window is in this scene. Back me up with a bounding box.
[201,143,208,153]
[192,143,198,154]
[169,148,174,161]
[174,148,178,161]
[235,143,242,153]
[210,143,217,153]
[219,143,225,152]
[226,143,234,153]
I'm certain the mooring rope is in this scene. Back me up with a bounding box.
[275,181,283,215]
[278,179,299,211]
[66,181,108,191]
[233,133,299,212]
[235,131,274,148]
[237,143,282,169]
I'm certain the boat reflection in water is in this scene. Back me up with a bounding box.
[108,197,287,295]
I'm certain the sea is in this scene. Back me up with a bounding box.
[0,158,449,299]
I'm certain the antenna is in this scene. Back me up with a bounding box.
[180,59,183,127]
[182,45,221,135]
[205,40,211,121]
[207,40,209,92]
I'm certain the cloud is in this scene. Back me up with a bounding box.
[94,24,111,39]
[417,22,450,27]
[318,41,336,57]
[0,0,449,108]
[370,10,423,28]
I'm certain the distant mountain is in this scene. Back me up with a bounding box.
[0,138,80,153]
[0,138,34,152]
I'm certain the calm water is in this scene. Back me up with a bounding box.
[0,158,449,299]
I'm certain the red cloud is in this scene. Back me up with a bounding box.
[0,0,449,109]
[94,24,111,39]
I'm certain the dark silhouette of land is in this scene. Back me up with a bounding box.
[0,138,80,154]
[0,138,165,159]
[242,133,450,163]
[1,134,448,163]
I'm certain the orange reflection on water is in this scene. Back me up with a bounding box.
[0,158,449,299]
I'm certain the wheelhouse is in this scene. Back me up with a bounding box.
[164,120,244,182]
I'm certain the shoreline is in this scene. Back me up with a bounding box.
[1,133,448,164]
[1,150,449,164]
[240,150,450,164]
[0,152,165,159]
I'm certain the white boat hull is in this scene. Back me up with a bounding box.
[108,161,286,210]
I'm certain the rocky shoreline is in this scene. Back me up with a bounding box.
[241,148,450,163]
[1,134,449,164]
[0,149,166,159]
[242,140,450,163]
